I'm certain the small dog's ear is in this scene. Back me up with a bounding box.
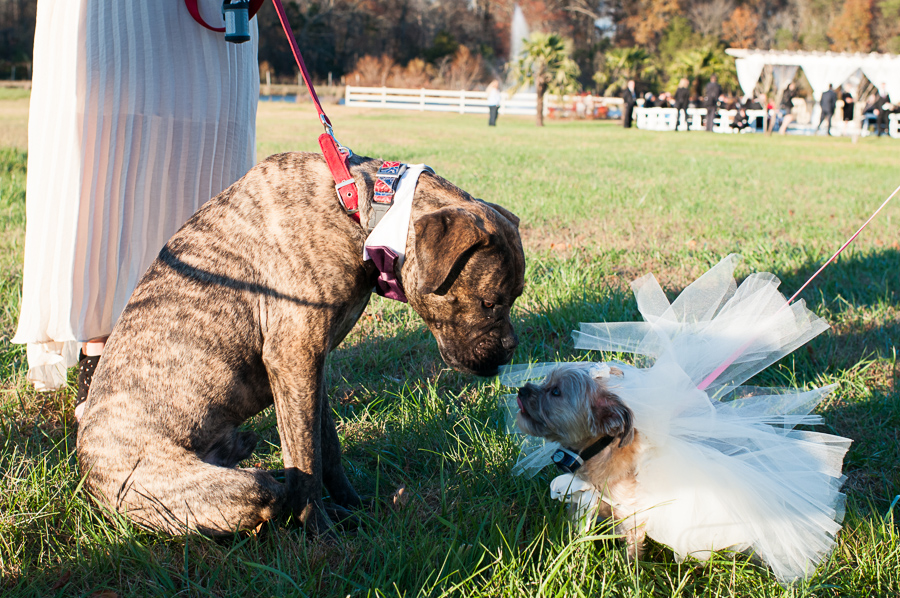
[617,408,635,447]
[413,207,487,295]
[590,387,634,447]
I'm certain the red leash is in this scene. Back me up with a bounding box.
[269,0,360,222]
[185,0,361,223]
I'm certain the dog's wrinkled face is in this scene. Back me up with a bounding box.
[516,364,634,449]
[403,176,525,377]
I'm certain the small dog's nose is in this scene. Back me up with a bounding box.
[517,385,533,399]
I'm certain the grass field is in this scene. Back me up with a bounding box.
[0,95,898,597]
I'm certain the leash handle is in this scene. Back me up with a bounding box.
[184,0,265,32]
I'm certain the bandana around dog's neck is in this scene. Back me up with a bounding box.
[363,162,433,303]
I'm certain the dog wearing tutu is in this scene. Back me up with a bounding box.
[502,255,852,584]
[515,363,649,558]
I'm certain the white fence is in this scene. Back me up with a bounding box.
[343,89,900,136]
[344,86,623,117]
[637,106,900,137]
[861,113,900,138]
[634,107,768,133]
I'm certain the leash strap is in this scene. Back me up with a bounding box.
[184,0,265,32]
[696,183,900,392]
[270,0,361,222]
[186,0,361,222]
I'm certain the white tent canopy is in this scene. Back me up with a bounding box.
[726,49,900,101]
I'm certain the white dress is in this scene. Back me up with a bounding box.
[501,255,851,584]
[14,0,259,390]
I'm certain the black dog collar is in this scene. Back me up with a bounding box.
[552,435,615,474]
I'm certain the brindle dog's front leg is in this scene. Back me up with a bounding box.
[321,405,362,509]
[263,329,333,535]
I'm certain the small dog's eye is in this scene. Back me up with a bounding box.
[482,300,495,309]
[550,387,561,397]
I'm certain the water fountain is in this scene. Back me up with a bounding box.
[510,4,529,62]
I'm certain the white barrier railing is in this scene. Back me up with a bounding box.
[344,86,623,117]
[634,107,768,133]
[854,113,900,138]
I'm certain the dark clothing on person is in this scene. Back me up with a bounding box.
[488,105,499,126]
[841,92,854,121]
[704,80,721,131]
[870,92,893,136]
[817,88,837,135]
[780,87,795,111]
[623,87,637,128]
[674,86,690,131]
[731,110,750,131]
[820,89,837,114]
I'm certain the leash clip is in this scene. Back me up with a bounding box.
[321,115,353,158]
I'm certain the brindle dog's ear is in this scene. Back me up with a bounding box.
[480,200,520,228]
[413,207,488,295]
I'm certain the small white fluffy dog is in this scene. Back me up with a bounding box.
[514,363,649,558]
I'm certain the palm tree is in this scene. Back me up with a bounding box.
[669,45,737,98]
[510,32,581,126]
[593,47,657,96]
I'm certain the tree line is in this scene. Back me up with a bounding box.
[2,0,898,95]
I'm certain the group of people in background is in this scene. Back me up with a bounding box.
[622,76,896,137]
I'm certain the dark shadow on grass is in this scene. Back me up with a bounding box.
[825,388,900,510]
[761,248,900,389]
[5,250,897,595]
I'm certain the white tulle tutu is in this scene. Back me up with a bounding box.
[500,254,851,584]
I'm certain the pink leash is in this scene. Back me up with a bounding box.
[696,183,900,392]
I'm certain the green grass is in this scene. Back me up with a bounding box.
[1,105,899,596]
[0,88,30,102]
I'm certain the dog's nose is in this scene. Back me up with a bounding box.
[517,385,533,399]
[501,332,518,351]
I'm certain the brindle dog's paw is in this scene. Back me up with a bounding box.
[324,502,361,532]
[300,505,338,539]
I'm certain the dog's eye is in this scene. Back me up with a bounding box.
[482,300,495,309]
[550,387,561,397]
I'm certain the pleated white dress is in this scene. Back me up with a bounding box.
[14,0,259,390]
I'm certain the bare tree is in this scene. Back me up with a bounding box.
[688,0,735,38]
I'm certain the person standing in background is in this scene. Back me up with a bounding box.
[14,0,260,419]
[623,80,637,128]
[817,84,837,136]
[872,83,894,137]
[487,80,501,126]
[704,75,721,132]
[674,78,690,131]
[841,88,854,135]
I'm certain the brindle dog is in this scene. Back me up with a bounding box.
[77,152,525,535]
